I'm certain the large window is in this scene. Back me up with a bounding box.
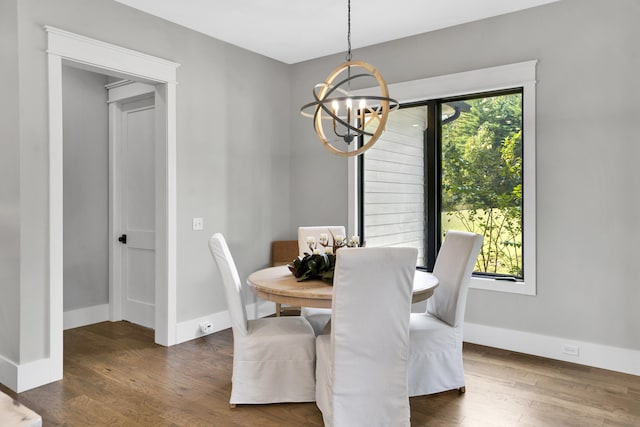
[350,61,536,295]
[440,90,524,278]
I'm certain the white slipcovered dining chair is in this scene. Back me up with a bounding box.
[408,230,483,397]
[208,233,316,406]
[297,226,346,335]
[315,247,417,427]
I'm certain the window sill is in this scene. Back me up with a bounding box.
[469,275,536,296]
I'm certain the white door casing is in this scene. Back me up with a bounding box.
[46,26,179,389]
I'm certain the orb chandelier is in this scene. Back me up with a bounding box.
[300,0,398,157]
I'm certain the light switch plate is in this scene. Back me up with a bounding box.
[192,217,204,230]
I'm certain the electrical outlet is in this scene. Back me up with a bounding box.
[562,344,579,357]
[192,217,204,231]
[200,321,213,334]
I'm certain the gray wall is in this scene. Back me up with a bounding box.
[291,0,640,351]
[62,66,109,311]
[0,0,20,363]
[4,0,291,364]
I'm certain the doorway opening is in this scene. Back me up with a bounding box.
[47,26,180,385]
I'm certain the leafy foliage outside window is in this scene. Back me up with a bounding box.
[441,92,523,277]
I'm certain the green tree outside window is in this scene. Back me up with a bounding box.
[442,93,523,277]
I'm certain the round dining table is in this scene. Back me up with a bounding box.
[246,264,439,309]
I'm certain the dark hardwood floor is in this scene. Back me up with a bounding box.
[2,321,638,426]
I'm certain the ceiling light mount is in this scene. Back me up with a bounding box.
[300,0,398,157]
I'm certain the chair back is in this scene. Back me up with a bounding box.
[427,230,484,327]
[297,226,346,256]
[208,233,248,336]
[330,247,417,426]
[270,240,298,266]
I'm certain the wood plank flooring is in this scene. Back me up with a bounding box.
[2,321,638,426]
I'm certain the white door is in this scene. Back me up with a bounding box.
[116,95,156,329]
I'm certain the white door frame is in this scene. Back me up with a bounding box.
[106,80,156,325]
[46,26,180,382]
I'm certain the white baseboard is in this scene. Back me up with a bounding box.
[175,300,276,345]
[0,355,17,391]
[0,354,60,393]
[63,304,110,330]
[464,322,640,377]
[62,301,277,344]
[0,304,97,392]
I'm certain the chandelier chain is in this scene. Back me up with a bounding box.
[346,0,352,62]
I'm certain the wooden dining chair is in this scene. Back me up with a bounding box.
[315,247,417,427]
[270,240,299,316]
[270,240,298,267]
[408,230,483,397]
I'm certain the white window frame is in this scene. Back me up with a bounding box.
[348,60,537,295]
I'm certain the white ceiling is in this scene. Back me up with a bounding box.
[113,0,560,64]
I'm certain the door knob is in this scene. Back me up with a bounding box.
[118,234,127,244]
